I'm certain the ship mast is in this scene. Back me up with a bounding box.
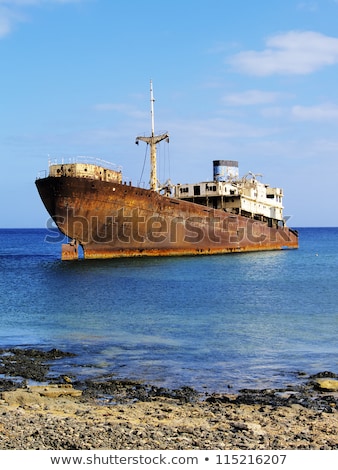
[136,80,169,191]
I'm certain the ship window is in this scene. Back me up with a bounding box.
[205,184,217,191]
[194,185,201,196]
[267,194,274,199]
[84,168,87,172]
[230,190,235,195]
[180,187,189,193]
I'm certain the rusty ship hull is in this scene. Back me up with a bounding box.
[35,175,299,260]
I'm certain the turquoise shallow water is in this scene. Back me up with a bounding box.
[0,227,337,392]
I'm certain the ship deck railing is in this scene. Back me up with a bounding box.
[48,156,122,173]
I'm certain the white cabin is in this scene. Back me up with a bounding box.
[173,160,285,225]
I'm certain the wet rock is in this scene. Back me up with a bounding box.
[310,371,338,379]
[0,378,23,391]
[78,379,199,404]
[0,348,76,382]
[205,394,233,404]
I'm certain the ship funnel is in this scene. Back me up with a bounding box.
[213,160,239,182]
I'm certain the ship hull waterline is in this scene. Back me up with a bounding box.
[35,176,299,260]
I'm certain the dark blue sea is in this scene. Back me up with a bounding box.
[0,227,337,393]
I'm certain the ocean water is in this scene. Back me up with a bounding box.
[0,227,337,393]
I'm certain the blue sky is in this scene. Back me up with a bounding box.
[1,0,338,227]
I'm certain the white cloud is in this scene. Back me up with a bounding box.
[292,103,338,121]
[0,8,12,36]
[223,90,281,106]
[228,31,338,76]
[0,0,81,37]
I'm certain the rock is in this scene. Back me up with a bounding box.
[230,421,249,431]
[62,376,73,384]
[314,379,338,391]
[29,384,82,398]
[310,371,337,379]
[1,384,82,406]
[247,423,266,436]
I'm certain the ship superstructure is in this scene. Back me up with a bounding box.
[174,160,284,228]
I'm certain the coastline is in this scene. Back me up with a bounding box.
[1,348,338,450]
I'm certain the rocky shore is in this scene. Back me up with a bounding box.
[1,348,338,450]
